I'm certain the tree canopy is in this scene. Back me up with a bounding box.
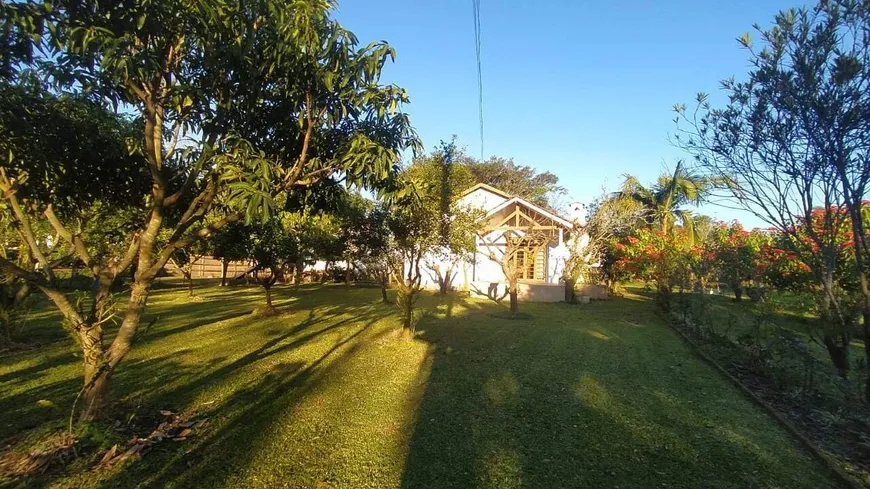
[0,0,420,420]
[465,156,565,208]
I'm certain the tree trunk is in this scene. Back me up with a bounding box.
[437,266,454,296]
[508,278,519,314]
[381,284,389,303]
[220,258,229,286]
[264,284,273,309]
[823,334,851,379]
[404,295,412,331]
[864,311,870,403]
[79,278,152,421]
[294,258,304,285]
[656,282,671,311]
[80,356,109,422]
[733,285,743,301]
[401,287,413,332]
[565,277,576,303]
[186,273,194,297]
[323,261,332,283]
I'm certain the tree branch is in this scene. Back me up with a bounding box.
[44,204,94,271]
[149,212,243,276]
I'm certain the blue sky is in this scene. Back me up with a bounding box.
[336,0,807,228]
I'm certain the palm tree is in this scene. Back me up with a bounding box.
[616,161,710,240]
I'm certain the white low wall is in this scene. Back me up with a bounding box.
[469,281,566,303]
[468,281,610,303]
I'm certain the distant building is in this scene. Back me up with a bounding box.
[420,183,588,302]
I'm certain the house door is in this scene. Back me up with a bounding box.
[516,248,546,281]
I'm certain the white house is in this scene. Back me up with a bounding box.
[419,183,586,302]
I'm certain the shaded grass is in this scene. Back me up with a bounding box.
[669,288,867,401]
[0,282,840,488]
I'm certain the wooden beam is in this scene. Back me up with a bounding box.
[482,225,560,231]
[496,209,521,229]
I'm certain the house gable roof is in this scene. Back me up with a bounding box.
[458,182,574,229]
[484,196,574,229]
[458,182,512,200]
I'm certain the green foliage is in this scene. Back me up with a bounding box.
[0,284,29,347]
[286,211,342,266]
[0,79,146,215]
[707,221,771,296]
[615,161,711,240]
[675,0,870,400]
[403,143,481,260]
[465,156,565,207]
[208,221,250,264]
[336,192,391,265]
[567,193,646,289]
[248,218,298,274]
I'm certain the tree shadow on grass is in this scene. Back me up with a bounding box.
[97,306,396,488]
[0,286,376,444]
[0,352,198,441]
[399,298,839,488]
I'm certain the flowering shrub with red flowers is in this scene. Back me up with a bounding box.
[708,221,772,299]
[757,241,814,291]
[601,206,870,312]
[758,207,864,294]
[610,227,698,305]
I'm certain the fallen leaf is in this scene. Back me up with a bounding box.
[99,445,119,465]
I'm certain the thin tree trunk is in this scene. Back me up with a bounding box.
[656,282,671,311]
[818,271,854,379]
[220,258,229,286]
[565,277,576,303]
[823,334,851,379]
[294,258,304,285]
[381,284,389,303]
[323,261,332,283]
[264,284,273,308]
[864,310,870,403]
[508,277,519,314]
[834,161,870,403]
[403,289,413,332]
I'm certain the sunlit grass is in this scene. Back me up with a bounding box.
[0,281,839,488]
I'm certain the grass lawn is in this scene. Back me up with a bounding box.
[0,282,841,488]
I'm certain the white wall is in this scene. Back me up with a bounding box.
[410,188,588,292]
[457,188,508,213]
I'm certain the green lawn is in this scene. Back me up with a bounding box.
[0,283,840,488]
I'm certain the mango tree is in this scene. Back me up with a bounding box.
[0,0,418,420]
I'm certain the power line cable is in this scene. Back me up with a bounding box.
[472,0,484,160]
